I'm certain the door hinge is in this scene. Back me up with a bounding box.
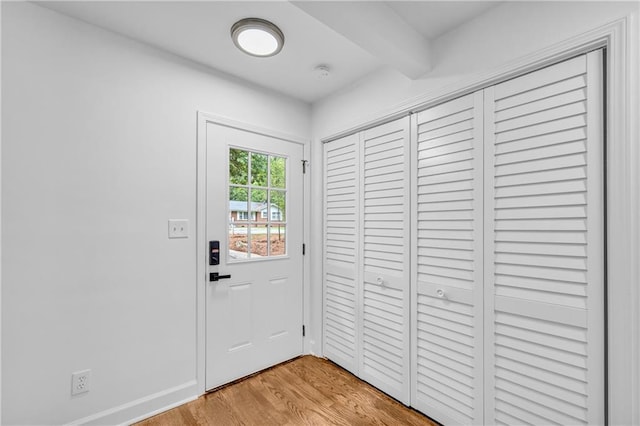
[302,243,306,255]
[302,325,306,337]
[302,160,308,174]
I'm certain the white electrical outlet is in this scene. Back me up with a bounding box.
[71,369,91,395]
[168,219,189,239]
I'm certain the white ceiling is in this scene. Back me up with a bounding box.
[387,1,501,40]
[37,1,500,103]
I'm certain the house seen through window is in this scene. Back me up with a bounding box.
[228,148,287,259]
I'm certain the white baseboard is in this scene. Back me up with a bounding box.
[65,380,199,426]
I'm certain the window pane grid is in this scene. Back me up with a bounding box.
[228,149,287,260]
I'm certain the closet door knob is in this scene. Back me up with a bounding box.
[376,277,384,286]
[436,288,445,298]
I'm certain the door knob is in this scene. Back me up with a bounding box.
[376,277,384,286]
[436,288,446,298]
[210,272,231,282]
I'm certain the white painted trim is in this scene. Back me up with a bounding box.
[196,112,207,396]
[317,14,639,425]
[603,13,640,426]
[400,116,412,405]
[195,111,311,396]
[0,0,3,420]
[408,113,418,412]
[586,49,606,425]
[356,130,364,379]
[482,84,497,426]
[123,395,198,426]
[472,90,485,425]
[302,144,312,354]
[64,380,198,426]
[629,12,640,425]
[320,141,327,361]
[198,112,308,146]
[310,134,324,357]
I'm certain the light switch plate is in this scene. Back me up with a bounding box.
[168,219,189,238]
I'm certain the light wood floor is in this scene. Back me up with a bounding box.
[136,355,438,426]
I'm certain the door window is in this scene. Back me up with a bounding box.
[228,148,287,260]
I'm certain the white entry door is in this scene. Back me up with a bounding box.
[205,122,304,390]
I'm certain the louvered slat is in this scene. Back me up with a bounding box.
[360,117,411,404]
[484,51,604,425]
[323,133,359,374]
[412,92,484,425]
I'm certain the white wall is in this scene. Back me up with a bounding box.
[308,0,639,419]
[1,2,309,425]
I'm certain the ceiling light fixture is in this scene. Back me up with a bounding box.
[231,18,284,57]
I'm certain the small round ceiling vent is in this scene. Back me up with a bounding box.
[314,65,331,80]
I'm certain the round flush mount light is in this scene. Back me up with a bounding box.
[231,18,284,57]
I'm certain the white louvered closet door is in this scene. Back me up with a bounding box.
[484,51,605,425]
[412,92,485,425]
[359,117,411,404]
[323,133,360,375]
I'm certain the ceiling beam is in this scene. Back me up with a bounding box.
[291,1,431,79]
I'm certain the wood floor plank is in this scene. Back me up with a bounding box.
[136,356,438,426]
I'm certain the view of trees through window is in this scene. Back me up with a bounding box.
[228,148,287,259]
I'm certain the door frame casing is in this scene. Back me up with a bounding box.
[318,15,638,425]
[196,112,309,395]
